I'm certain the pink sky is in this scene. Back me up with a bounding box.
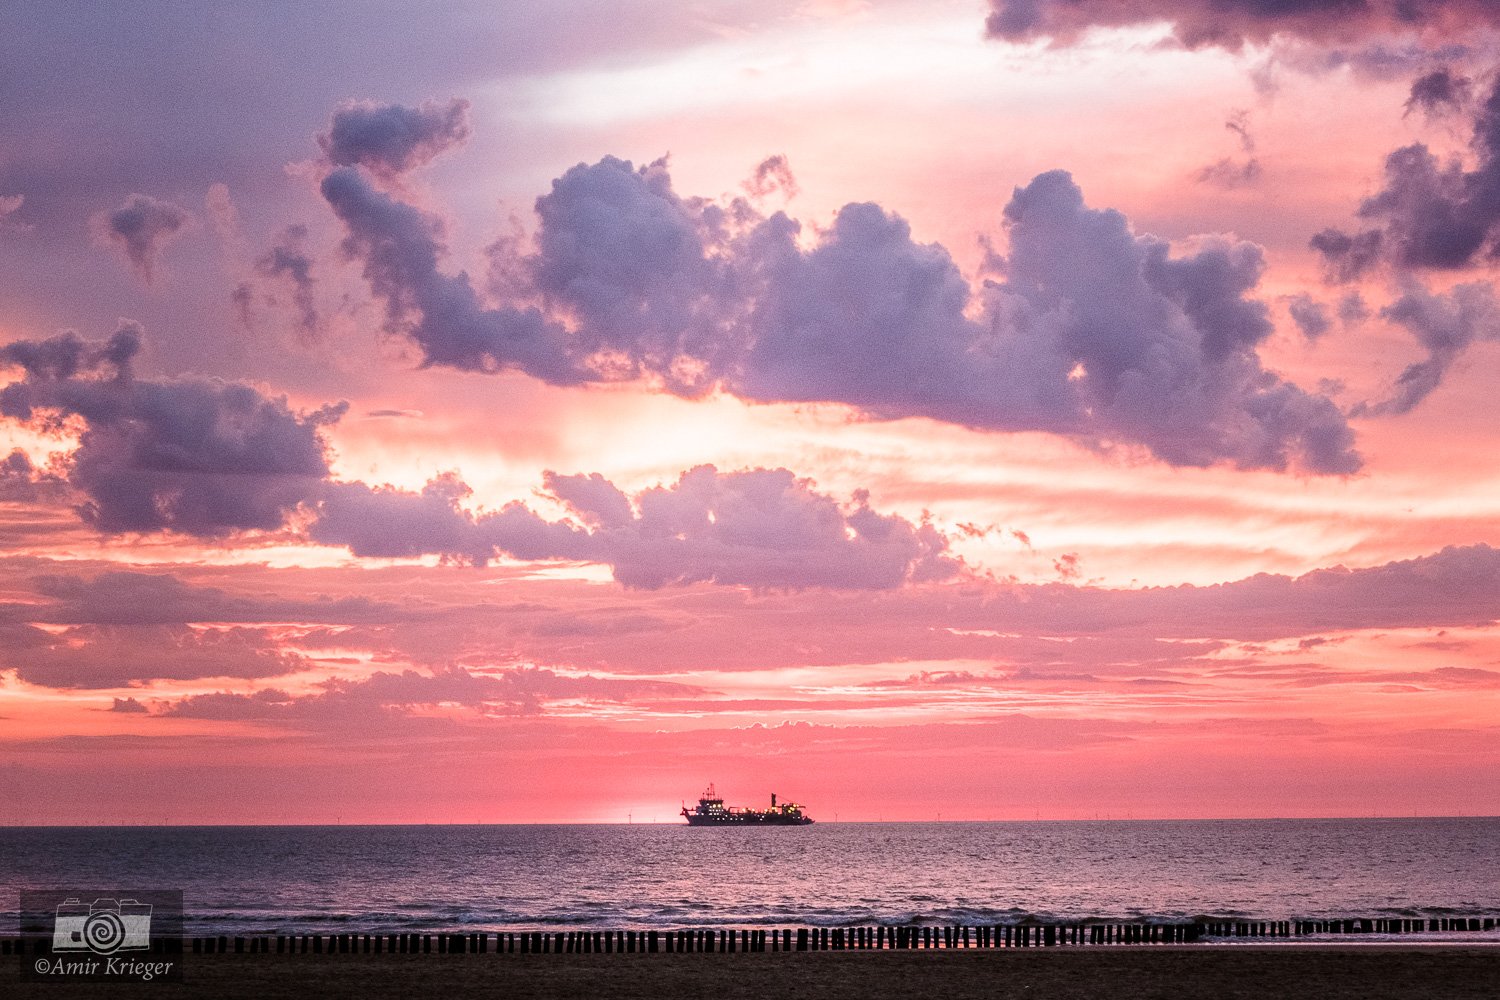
[2,0,1500,824]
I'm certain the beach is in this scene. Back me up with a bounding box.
[6,946,1498,999]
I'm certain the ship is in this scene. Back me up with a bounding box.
[680,783,814,825]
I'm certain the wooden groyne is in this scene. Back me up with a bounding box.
[3,917,1495,957]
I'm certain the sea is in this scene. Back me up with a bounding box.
[2,818,1498,937]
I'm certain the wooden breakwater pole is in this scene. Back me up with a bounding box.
[3,915,1494,958]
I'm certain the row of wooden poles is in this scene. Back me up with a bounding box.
[4,917,1494,957]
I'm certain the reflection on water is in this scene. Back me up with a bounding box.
[1,818,1497,933]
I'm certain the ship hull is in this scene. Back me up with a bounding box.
[683,814,814,826]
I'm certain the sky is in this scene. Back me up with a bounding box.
[2,0,1500,824]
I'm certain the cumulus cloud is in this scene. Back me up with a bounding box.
[321,112,1358,474]
[527,155,743,395]
[0,324,346,535]
[983,0,1500,49]
[95,193,191,284]
[310,464,959,590]
[976,172,1359,472]
[318,98,472,178]
[322,166,579,379]
[0,327,960,590]
[1315,74,1500,275]
[1311,73,1500,411]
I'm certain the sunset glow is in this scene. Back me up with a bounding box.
[3,0,1500,826]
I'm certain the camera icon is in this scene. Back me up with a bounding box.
[52,898,153,954]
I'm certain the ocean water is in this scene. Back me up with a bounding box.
[2,818,1497,935]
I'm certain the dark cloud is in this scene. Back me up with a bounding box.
[5,624,303,689]
[109,697,148,713]
[95,193,191,284]
[1360,281,1499,415]
[1309,227,1384,282]
[254,224,321,339]
[230,281,256,329]
[310,464,959,590]
[1316,74,1500,275]
[0,326,961,590]
[1405,66,1473,118]
[0,448,67,503]
[1286,294,1333,340]
[1338,290,1370,324]
[1310,73,1500,412]
[318,98,472,178]
[324,130,1358,474]
[0,325,346,535]
[1359,143,1491,269]
[983,0,1500,49]
[321,166,579,380]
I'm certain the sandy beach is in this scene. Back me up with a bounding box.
[6,945,1498,999]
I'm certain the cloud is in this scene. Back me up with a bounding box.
[982,0,1500,49]
[1405,66,1473,118]
[1310,72,1500,412]
[526,155,742,395]
[1195,111,1261,189]
[6,569,411,627]
[975,171,1358,472]
[321,166,579,380]
[310,464,960,590]
[0,324,347,535]
[317,98,472,178]
[94,193,191,284]
[0,448,67,502]
[4,624,304,689]
[254,225,321,339]
[0,328,959,590]
[1309,227,1384,282]
[744,154,799,201]
[1286,294,1332,341]
[1360,281,1500,415]
[323,126,1358,474]
[162,665,700,721]
[1315,74,1500,275]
